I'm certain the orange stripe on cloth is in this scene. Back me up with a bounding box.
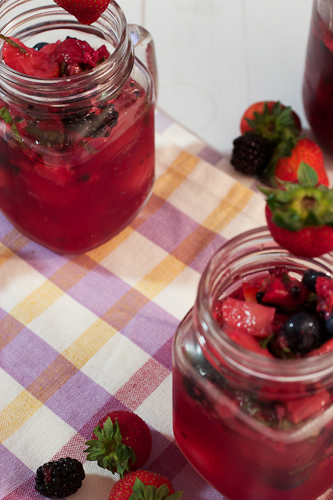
[0,391,42,442]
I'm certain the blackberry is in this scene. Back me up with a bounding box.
[230,133,272,176]
[35,457,85,498]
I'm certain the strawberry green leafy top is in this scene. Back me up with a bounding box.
[260,162,333,232]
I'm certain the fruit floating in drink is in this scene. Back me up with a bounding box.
[0,0,156,254]
[172,227,333,500]
[303,1,333,153]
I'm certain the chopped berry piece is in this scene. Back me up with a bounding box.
[221,297,275,338]
[35,457,85,498]
[315,276,333,318]
[259,268,310,309]
[282,312,320,355]
[302,269,328,292]
[231,133,272,176]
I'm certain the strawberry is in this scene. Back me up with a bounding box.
[240,101,301,141]
[221,297,275,338]
[2,36,61,78]
[233,101,302,182]
[108,470,183,500]
[84,410,152,477]
[274,138,329,187]
[53,0,110,25]
[261,163,333,258]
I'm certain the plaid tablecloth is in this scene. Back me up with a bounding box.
[1,109,332,500]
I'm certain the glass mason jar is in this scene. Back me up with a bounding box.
[303,0,333,153]
[172,227,333,500]
[0,0,157,254]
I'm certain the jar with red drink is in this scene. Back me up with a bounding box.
[0,0,156,253]
[172,227,333,500]
[303,0,333,153]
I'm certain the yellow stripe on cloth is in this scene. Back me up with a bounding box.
[0,390,42,442]
[0,243,13,267]
[62,319,117,368]
[86,226,134,263]
[203,182,254,233]
[154,151,200,200]
[135,254,187,299]
[10,281,63,325]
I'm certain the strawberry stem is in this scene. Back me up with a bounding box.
[0,34,27,54]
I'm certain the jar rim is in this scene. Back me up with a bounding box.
[196,226,333,383]
[0,0,134,103]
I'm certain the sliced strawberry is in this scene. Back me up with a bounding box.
[315,276,333,317]
[259,272,310,309]
[2,37,60,78]
[221,297,275,338]
[307,338,333,357]
[224,326,273,357]
[242,274,269,302]
[286,389,331,424]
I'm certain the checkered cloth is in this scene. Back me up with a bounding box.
[1,109,330,500]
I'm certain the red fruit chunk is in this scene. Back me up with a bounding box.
[2,38,60,78]
[221,297,275,338]
[242,274,269,302]
[260,270,310,309]
[41,38,109,70]
[224,326,273,357]
[307,337,333,357]
[286,389,331,424]
[315,276,333,317]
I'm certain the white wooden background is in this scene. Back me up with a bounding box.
[121,0,314,154]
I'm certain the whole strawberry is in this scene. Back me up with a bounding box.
[261,163,333,258]
[240,101,302,142]
[53,0,109,25]
[84,410,152,477]
[274,138,328,187]
[108,470,183,500]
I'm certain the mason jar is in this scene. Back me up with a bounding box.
[0,0,156,253]
[303,0,333,153]
[172,226,333,500]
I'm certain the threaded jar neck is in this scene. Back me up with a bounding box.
[0,0,134,108]
[194,226,333,384]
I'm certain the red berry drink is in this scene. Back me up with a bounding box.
[303,2,333,153]
[172,228,333,500]
[0,0,156,254]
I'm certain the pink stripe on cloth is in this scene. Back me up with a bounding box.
[115,358,170,410]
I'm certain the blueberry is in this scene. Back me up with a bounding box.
[302,269,328,292]
[33,42,48,51]
[282,311,320,355]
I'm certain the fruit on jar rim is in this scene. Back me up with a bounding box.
[108,470,183,500]
[53,0,110,25]
[84,410,152,477]
[261,162,333,258]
